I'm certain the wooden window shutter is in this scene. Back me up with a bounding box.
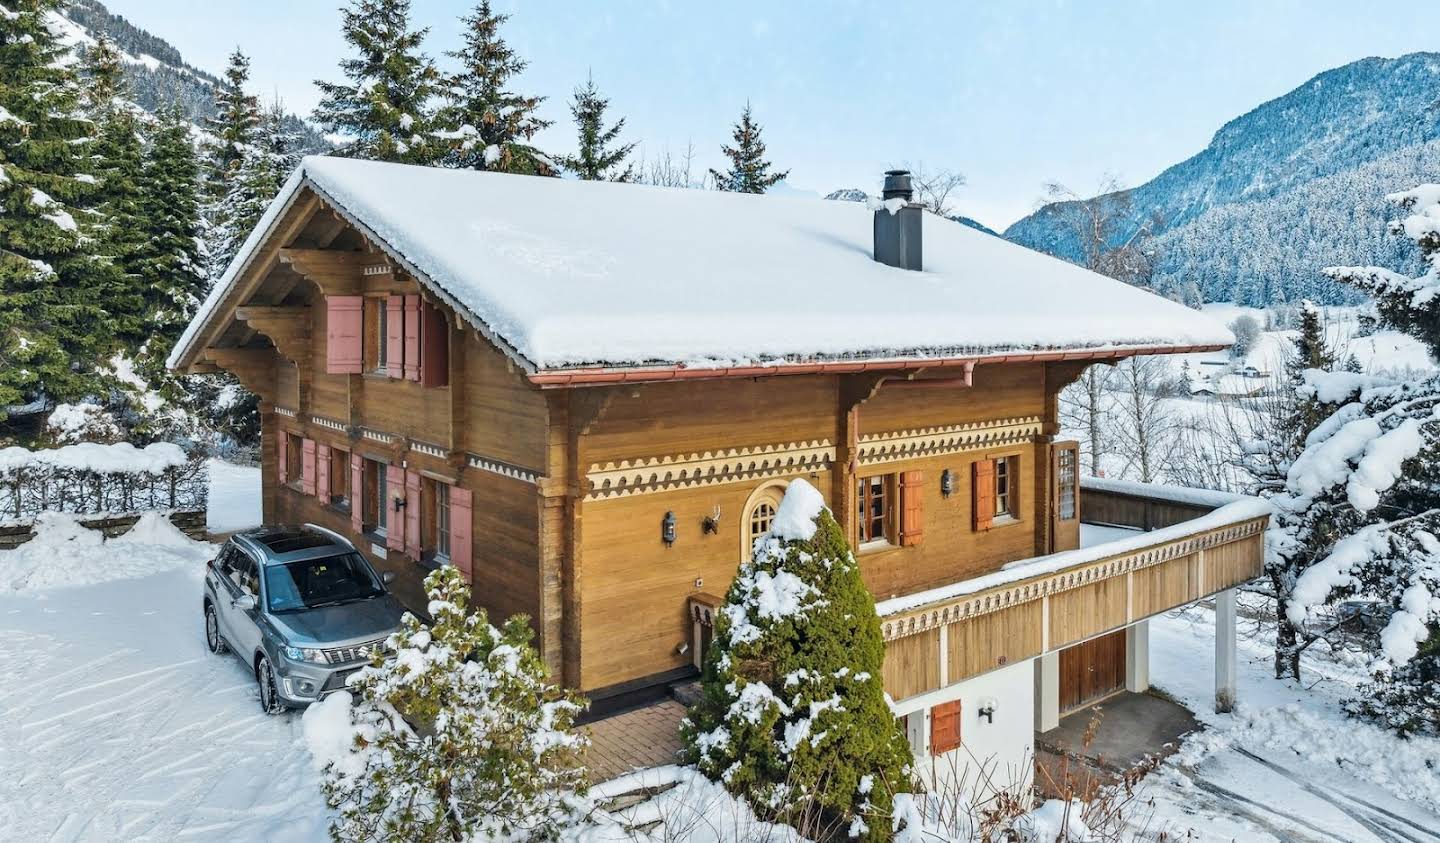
[325,296,364,374]
[972,460,995,531]
[420,303,449,388]
[403,295,421,382]
[300,439,317,496]
[385,296,404,378]
[316,443,331,500]
[385,465,405,552]
[450,486,473,578]
[350,452,364,535]
[929,699,962,756]
[404,470,422,559]
[900,470,924,546]
[277,431,288,485]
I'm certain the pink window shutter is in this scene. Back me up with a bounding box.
[386,296,404,378]
[420,303,449,388]
[277,432,288,485]
[404,470,422,559]
[450,486,472,578]
[300,439,317,496]
[403,295,421,382]
[385,465,405,552]
[316,443,331,500]
[350,452,364,535]
[325,296,364,374]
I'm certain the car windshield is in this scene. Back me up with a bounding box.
[264,552,385,613]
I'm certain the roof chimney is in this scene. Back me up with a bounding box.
[874,169,923,271]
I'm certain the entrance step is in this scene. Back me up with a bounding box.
[669,680,702,707]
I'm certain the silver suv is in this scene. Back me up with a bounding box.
[202,524,407,713]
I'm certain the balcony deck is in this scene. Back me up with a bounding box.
[874,481,1271,703]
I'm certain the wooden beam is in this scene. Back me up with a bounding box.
[235,306,311,366]
[278,247,393,296]
[201,347,279,405]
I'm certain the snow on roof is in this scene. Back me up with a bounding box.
[172,156,1232,373]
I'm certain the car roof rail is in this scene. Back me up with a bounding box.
[302,523,357,551]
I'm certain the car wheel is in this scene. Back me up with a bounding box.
[204,603,228,655]
[256,656,285,715]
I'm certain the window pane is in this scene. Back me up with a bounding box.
[750,501,776,541]
[1058,449,1076,520]
[436,483,451,558]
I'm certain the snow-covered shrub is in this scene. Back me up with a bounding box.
[1273,185,1440,720]
[681,479,913,840]
[1228,315,1261,359]
[304,566,589,842]
[44,403,121,445]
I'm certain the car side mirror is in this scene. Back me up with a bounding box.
[233,593,257,612]
[382,571,397,585]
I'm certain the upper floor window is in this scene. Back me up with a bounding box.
[973,456,1021,531]
[1056,446,1077,521]
[858,475,890,544]
[995,458,1013,518]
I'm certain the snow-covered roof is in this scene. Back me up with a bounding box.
[171,156,1232,374]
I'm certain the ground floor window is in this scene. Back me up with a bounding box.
[284,433,303,486]
[364,458,387,534]
[329,447,350,509]
[423,478,451,562]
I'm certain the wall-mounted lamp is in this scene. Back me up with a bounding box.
[662,511,677,546]
[941,468,955,498]
[977,696,997,724]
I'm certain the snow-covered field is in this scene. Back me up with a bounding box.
[3,462,1439,841]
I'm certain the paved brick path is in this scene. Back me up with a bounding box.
[585,700,687,783]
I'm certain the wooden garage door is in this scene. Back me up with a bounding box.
[1059,628,1126,712]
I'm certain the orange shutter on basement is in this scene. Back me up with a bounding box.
[930,699,962,756]
[402,295,421,382]
[899,470,924,547]
[325,296,364,374]
[972,460,995,532]
[385,296,404,378]
[349,452,364,535]
[404,470,422,559]
[419,302,449,388]
[300,439,317,496]
[450,486,473,577]
[277,432,288,485]
[316,443,330,501]
[385,465,405,552]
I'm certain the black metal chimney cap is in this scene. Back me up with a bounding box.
[881,169,914,201]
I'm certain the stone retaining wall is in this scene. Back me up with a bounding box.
[0,509,208,550]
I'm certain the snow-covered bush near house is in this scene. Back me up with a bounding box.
[569,765,810,843]
[0,440,207,522]
[44,402,121,444]
[1270,184,1440,732]
[994,799,1092,842]
[0,510,213,593]
[682,478,913,841]
[303,565,589,843]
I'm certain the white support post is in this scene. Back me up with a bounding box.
[1126,619,1150,693]
[1215,588,1237,713]
[1034,652,1060,733]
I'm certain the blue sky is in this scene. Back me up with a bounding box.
[107,0,1440,228]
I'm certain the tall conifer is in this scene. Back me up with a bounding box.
[204,48,261,198]
[709,103,788,193]
[559,73,634,182]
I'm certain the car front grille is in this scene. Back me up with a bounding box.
[322,636,390,665]
[323,667,362,692]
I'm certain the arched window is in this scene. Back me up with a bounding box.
[741,481,788,555]
[749,500,777,542]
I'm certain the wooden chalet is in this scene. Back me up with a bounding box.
[170,159,1267,787]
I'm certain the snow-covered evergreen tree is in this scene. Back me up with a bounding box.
[0,0,117,426]
[709,103,788,194]
[559,73,634,182]
[313,0,442,165]
[682,479,912,840]
[203,47,261,199]
[308,565,588,842]
[133,105,206,379]
[210,101,298,275]
[435,1,551,174]
[1273,185,1440,724]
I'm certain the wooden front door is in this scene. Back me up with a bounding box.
[1059,628,1127,712]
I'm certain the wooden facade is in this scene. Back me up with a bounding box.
[176,185,1260,705]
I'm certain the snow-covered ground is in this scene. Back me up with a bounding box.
[206,458,262,534]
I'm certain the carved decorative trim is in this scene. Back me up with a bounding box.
[857,416,1043,467]
[275,406,298,419]
[586,440,835,501]
[362,264,392,276]
[878,516,1266,641]
[312,415,347,432]
[467,453,540,484]
[411,440,448,459]
[361,428,396,444]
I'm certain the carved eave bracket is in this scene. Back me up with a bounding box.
[235,306,311,366]
[200,347,278,405]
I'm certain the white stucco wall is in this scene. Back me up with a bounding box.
[896,658,1035,801]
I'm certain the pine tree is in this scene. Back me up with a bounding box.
[0,0,117,425]
[133,105,206,379]
[435,1,552,174]
[310,566,588,842]
[1274,185,1440,721]
[211,101,298,275]
[313,0,442,165]
[204,48,261,198]
[682,480,912,840]
[559,73,634,182]
[709,103,788,194]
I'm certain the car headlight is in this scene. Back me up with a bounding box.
[282,645,328,664]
